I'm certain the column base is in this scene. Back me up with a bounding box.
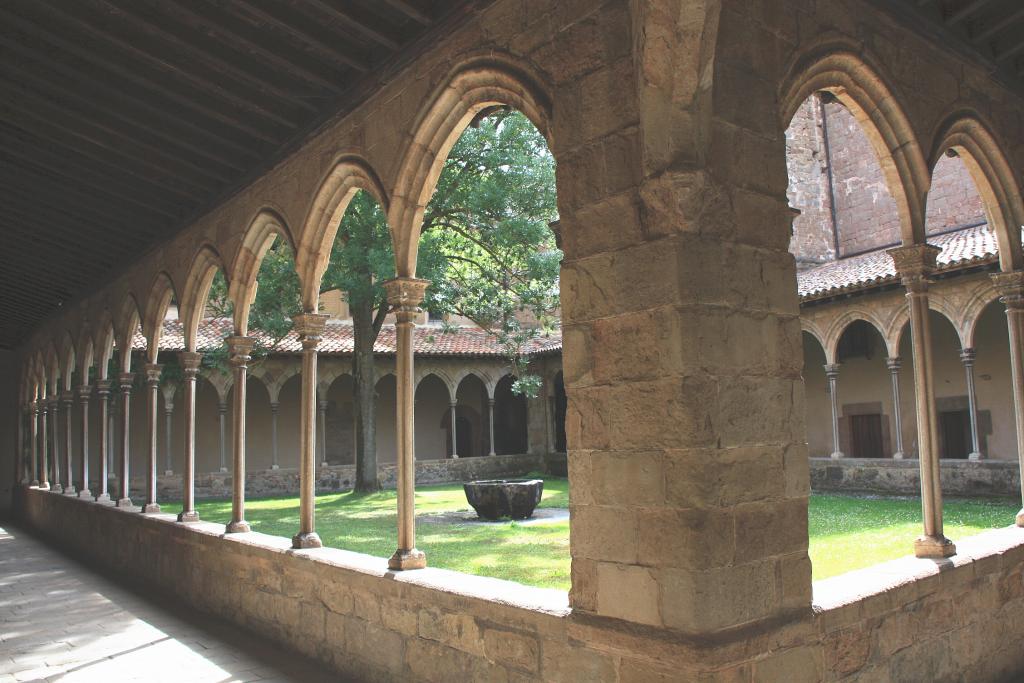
[226,520,251,534]
[914,534,956,558]
[39,482,50,490]
[50,483,61,492]
[116,497,134,509]
[271,464,280,470]
[77,489,92,499]
[220,467,228,473]
[892,451,904,460]
[164,470,173,476]
[30,480,39,487]
[95,493,114,506]
[388,548,427,571]
[142,503,161,514]
[830,451,845,459]
[63,486,76,496]
[178,510,201,523]
[292,532,322,549]
[968,452,983,461]
[1016,509,1024,527]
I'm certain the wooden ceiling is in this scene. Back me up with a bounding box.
[0,0,479,350]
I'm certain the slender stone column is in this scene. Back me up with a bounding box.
[164,399,174,475]
[143,364,162,513]
[318,399,328,465]
[30,400,39,486]
[449,401,459,458]
[488,398,497,456]
[292,313,329,548]
[889,244,955,557]
[270,402,280,469]
[49,396,60,490]
[824,364,844,459]
[226,336,255,534]
[95,380,112,504]
[178,352,203,522]
[39,398,50,489]
[116,373,134,508]
[384,277,429,570]
[991,271,1024,526]
[960,348,983,460]
[886,358,905,459]
[61,392,75,494]
[218,400,228,472]
[77,385,92,498]
[107,397,116,486]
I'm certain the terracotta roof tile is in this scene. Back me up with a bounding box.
[797,225,998,301]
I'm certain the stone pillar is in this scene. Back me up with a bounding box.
[449,400,459,458]
[107,397,116,486]
[178,352,203,522]
[116,373,134,508]
[226,336,255,534]
[95,380,112,504]
[889,244,955,557]
[143,364,162,513]
[383,277,429,570]
[61,392,75,494]
[318,398,328,466]
[77,385,92,498]
[30,400,39,486]
[960,348,983,460]
[39,398,49,489]
[292,312,329,549]
[49,396,60,491]
[218,400,228,472]
[270,402,280,469]
[824,364,844,459]
[488,398,496,456]
[164,399,174,475]
[991,270,1024,526]
[886,358,905,459]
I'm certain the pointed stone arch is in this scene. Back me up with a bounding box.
[962,282,1003,349]
[113,292,143,372]
[824,309,890,361]
[388,56,553,276]
[58,330,76,391]
[929,112,1024,272]
[93,312,116,380]
[800,320,830,363]
[780,45,931,245]
[230,207,299,335]
[180,244,229,353]
[142,271,180,363]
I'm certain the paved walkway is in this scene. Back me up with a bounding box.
[0,524,339,683]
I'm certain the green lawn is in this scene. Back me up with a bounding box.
[160,479,1019,590]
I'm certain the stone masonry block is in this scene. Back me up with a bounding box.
[588,451,665,506]
[636,506,735,570]
[596,562,661,627]
[483,628,540,673]
[570,503,638,564]
[661,560,779,633]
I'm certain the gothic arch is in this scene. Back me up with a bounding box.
[230,207,298,335]
[415,370,455,401]
[824,309,889,361]
[929,112,1024,272]
[58,330,76,391]
[113,292,142,371]
[180,244,229,353]
[295,156,389,311]
[779,45,931,245]
[962,283,1003,348]
[389,56,553,276]
[800,320,829,362]
[142,271,179,363]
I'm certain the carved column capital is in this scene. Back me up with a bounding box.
[823,363,841,378]
[292,313,329,350]
[218,401,228,415]
[226,335,256,367]
[144,363,163,386]
[888,243,941,291]
[94,379,112,397]
[383,277,429,324]
[959,348,976,366]
[179,351,203,377]
[76,385,92,402]
[886,357,901,372]
[60,391,74,408]
[118,372,135,393]
[991,270,1024,310]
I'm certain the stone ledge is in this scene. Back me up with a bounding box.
[810,457,1021,497]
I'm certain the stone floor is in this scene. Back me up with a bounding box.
[0,524,339,683]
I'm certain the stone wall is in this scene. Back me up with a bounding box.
[810,457,1021,498]
[15,488,1024,681]
[108,452,549,501]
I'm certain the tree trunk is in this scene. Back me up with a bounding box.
[352,298,380,492]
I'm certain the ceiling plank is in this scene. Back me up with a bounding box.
[378,0,433,26]
[299,0,403,51]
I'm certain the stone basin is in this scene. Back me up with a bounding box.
[463,479,544,520]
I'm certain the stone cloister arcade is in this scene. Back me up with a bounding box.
[9,1,1024,680]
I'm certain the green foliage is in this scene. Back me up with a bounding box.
[247,241,302,359]
[320,191,395,313]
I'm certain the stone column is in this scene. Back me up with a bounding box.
[164,399,174,475]
[292,313,329,549]
[178,352,202,522]
[960,348,983,460]
[61,392,75,494]
[218,400,228,472]
[383,277,429,570]
[77,385,92,498]
[318,399,328,466]
[226,336,255,534]
[270,402,280,469]
[488,398,497,456]
[49,396,60,490]
[95,380,112,504]
[449,400,459,458]
[886,358,905,459]
[824,364,844,459]
[889,244,955,557]
[143,364,162,513]
[39,398,49,489]
[30,400,39,486]
[116,373,134,508]
[107,396,116,486]
[991,270,1024,526]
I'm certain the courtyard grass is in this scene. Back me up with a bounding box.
[160,479,1019,591]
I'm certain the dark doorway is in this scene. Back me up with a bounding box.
[849,414,883,458]
[553,372,567,453]
[456,415,473,457]
[940,409,971,459]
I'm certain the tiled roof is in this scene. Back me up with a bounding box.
[797,224,998,300]
[136,318,562,357]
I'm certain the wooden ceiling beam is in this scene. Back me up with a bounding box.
[978,6,1024,43]
[379,0,433,26]
[299,0,403,51]
[947,0,998,27]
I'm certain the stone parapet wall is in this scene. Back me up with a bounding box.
[15,488,1024,681]
[107,452,549,501]
[811,457,1021,497]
